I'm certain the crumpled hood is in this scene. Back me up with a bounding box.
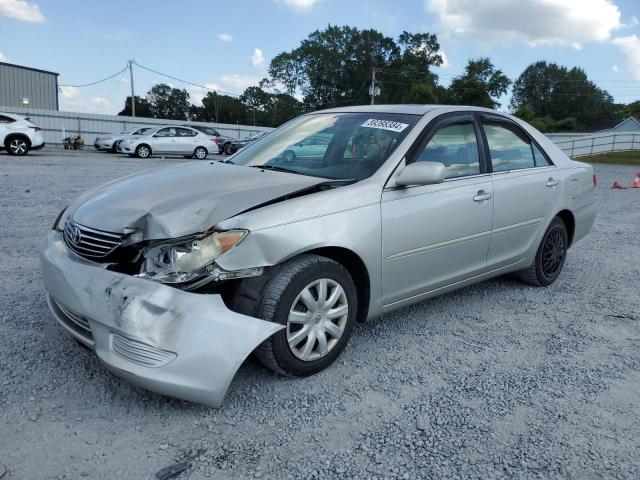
[68,162,326,239]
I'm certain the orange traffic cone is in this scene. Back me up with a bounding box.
[612,181,628,189]
[633,175,640,188]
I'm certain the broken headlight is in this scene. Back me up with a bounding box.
[138,229,254,285]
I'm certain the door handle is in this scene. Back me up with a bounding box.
[473,190,492,202]
[546,177,560,187]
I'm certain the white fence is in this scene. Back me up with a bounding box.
[550,132,640,158]
[1,105,274,146]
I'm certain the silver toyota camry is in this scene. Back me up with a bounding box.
[40,105,596,407]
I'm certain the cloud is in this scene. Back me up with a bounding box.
[218,33,233,43]
[275,0,320,13]
[219,73,263,93]
[59,92,115,114]
[611,34,640,81]
[0,51,7,61]
[438,50,450,68]
[0,0,45,22]
[425,0,621,48]
[250,48,265,67]
[612,64,619,72]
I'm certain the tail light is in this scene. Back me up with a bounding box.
[33,126,42,132]
[593,174,597,187]
[210,136,217,142]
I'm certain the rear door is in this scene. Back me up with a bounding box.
[480,115,562,268]
[175,127,199,154]
[381,114,494,306]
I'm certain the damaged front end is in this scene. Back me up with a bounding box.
[42,212,283,407]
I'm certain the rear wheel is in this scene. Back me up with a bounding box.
[194,146,208,159]
[517,217,568,287]
[6,136,30,156]
[255,254,357,377]
[135,144,151,159]
[224,143,233,155]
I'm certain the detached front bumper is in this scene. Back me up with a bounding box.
[39,231,283,407]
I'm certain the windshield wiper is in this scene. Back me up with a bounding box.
[249,164,302,175]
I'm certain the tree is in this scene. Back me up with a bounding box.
[117,95,154,117]
[267,25,443,109]
[146,83,191,120]
[447,58,510,108]
[511,61,618,130]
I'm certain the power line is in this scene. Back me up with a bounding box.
[59,65,128,88]
[133,61,242,98]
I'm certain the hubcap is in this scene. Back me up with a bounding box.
[542,228,566,277]
[138,146,149,157]
[10,139,27,154]
[196,148,206,158]
[286,278,348,361]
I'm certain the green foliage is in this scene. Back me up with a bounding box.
[146,84,191,120]
[511,61,618,131]
[268,25,444,109]
[117,96,154,117]
[447,58,511,108]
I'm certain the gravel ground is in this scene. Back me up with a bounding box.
[1,149,639,479]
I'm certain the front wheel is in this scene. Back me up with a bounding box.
[517,217,568,286]
[135,144,151,159]
[254,254,357,377]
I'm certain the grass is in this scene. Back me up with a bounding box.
[576,150,640,165]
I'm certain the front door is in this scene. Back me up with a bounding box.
[152,127,180,153]
[381,115,494,306]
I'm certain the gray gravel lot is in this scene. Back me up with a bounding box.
[1,149,639,479]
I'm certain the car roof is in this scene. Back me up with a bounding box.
[314,104,505,116]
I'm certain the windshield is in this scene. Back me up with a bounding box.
[230,113,418,180]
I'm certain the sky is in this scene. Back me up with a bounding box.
[0,0,639,115]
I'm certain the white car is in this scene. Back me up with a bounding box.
[0,112,45,156]
[94,127,154,153]
[119,126,218,159]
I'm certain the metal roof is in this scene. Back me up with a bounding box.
[0,61,59,76]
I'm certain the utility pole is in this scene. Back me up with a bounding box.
[369,67,380,105]
[128,59,136,117]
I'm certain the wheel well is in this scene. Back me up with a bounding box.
[136,143,151,153]
[307,247,370,322]
[556,209,575,246]
[5,133,31,148]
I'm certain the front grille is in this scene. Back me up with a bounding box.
[111,334,176,368]
[64,220,127,259]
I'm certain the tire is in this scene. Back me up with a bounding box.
[517,217,568,287]
[193,146,208,160]
[282,150,296,162]
[224,143,233,155]
[254,254,357,377]
[5,136,30,156]
[135,144,151,159]
[110,143,118,153]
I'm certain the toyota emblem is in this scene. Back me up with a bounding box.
[71,226,82,245]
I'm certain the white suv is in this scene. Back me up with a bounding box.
[0,112,45,156]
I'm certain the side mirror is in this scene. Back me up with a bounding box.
[395,161,446,187]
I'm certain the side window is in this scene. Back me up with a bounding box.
[156,127,177,137]
[414,122,480,179]
[0,115,15,124]
[532,143,552,166]
[177,128,197,137]
[483,121,535,172]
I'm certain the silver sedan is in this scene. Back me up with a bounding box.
[40,105,596,407]
[119,125,218,159]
